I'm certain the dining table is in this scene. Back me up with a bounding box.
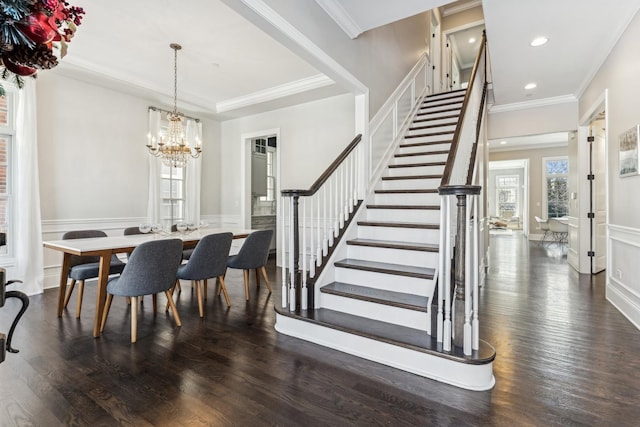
[43,227,252,337]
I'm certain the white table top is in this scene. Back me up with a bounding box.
[43,228,253,256]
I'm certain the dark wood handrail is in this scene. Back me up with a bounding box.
[466,82,488,185]
[440,31,487,186]
[281,134,362,197]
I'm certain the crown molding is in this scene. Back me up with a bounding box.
[489,141,568,153]
[216,74,334,113]
[442,0,482,17]
[488,94,577,114]
[314,0,363,39]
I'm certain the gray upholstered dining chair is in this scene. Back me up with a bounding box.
[62,230,126,318]
[100,239,183,343]
[173,232,233,317]
[226,229,273,301]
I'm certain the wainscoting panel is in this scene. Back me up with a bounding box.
[608,224,640,331]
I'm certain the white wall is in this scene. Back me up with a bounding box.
[579,10,640,329]
[488,101,578,140]
[219,93,355,221]
[37,72,222,222]
[223,0,429,119]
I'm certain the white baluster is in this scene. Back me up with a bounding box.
[317,190,322,266]
[464,194,472,356]
[309,195,315,278]
[437,195,445,342]
[281,196,287,309]
[289,197,296,312]
[472,194,480,351]
[342,163,347,224]
[302,197,308,310]
[323,185,329,255]
[334,174,339,238]
[328,176,334,246]
[443,195,452,352]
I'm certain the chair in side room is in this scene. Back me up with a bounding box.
[226,229,273,301]
[62,230,126,318]
[173,232,233,317]
[100,239,183,343]
[534,216,552,245]
[548,218,568,246]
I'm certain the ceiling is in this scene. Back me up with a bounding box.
[55,0,640,122]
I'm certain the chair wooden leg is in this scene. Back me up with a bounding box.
[126,296,131,305]
[204,279,208,300]
[165,290,182,327]
[260,266,272,292]
[100,294,113,333]
[166,280,179,312]
[219,275,231,307]
[196,280,204,318]
[243,270,250,301]
[152,294,157,315]
[255,269,261,287]
[131,296,138,343]
[63,279,76,309]
[76,280,85,318]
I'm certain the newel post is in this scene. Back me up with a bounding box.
[292,193,301,312]
[453,194,467,348]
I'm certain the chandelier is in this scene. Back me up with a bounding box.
[146,43,201,168]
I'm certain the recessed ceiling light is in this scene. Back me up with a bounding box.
[525,83,537,90]
[500,141,507,145]
[469,37,476,43]
[530,36,548,47]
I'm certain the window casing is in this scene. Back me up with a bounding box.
[543,157,569,218]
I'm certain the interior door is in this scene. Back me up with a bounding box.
[591,122,607,273]
[430,13,441,93]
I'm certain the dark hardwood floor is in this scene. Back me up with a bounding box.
[1,235,640,426]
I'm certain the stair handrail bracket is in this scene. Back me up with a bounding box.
[436,32,489,357]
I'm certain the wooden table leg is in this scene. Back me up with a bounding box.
[93,251,112,338]
[57,253,72,317]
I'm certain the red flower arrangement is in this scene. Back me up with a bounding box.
[0,0,85,95]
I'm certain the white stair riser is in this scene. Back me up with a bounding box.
[365,208,441,223]
[274,314,496,391]
[387,165,445,176]
[405,125,456,137]
[402,134,453,145]
[334,267,433,295]
[380,178,441,191]
[357,226,440,244]
[419,102,463,113]
[374,192,440,205]
[347,245,439,267]
[424,93,465,102]
[398,143,451,155]
[318,293,429,330]
[416,110,462,121]
[412,117,459,127]
[393,153,449,164]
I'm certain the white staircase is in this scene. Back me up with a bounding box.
[275,89,495,391]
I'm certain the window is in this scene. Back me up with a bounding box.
[260,149,276,202]
[161,165,185,223]
[0,93,13,256]
[496,175,518,218]
[544,157,569,218]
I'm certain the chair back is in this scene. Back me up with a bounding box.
[107,239,183,297]
[534,216,550,231]
[177,233,233,280]
[228,229,273,270]
[548,218,568,233]
[124,226,144,235]
[62,230,108,267]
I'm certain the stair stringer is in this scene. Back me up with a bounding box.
[275,313,495,391]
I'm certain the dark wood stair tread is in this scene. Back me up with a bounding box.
[409,122,458,131]
[400,140,451,147]
[347,238,438,252]
[412,114,460,123]
[425,89,466,98]
[275,307,495,364]
[420,100,463,109]
[382,174,442,180]
[366,204,439,210]
[417,107,461,116]
[388,162,446,169]
[321,282,429,312]
[334,258,435,279]
[358,220,439,229]
[375,188,438,194]
[395,150,449,158]
[404,130,454,138]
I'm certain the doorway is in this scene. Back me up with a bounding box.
[488,159,529,236]
[588,114,607,274]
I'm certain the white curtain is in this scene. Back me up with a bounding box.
[146,108,201,228]
[184,119,202,226]
[146,108,162,226]
[14,80,43,295]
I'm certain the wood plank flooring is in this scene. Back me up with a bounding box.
[1,235,639,426]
